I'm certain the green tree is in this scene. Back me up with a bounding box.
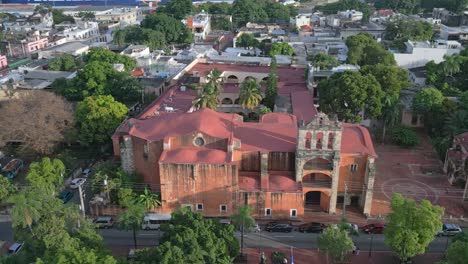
[105,72,142,103]
[231,0,268,27]
[269,42,294,57]
[258,106,272,115]
[231,205,255,256]
[48,54,80,71]
[86,47,136,71]
[442,54,463,77]
[384,193,444,262]
[141,13,193,44]
[205,68,224,95]
[239,78,263,111]
[346,33,395,66]
[78,12,95,20]
[385,18,433,42]
[265,2,293,23]
[26,158,65,193]
[412,88,444,114]
[380,95,401,143]
[236,33,260,50]
[192,84,220,110]
[318,226,354,263]
[315,0,374,22]
[113,29,126,48]
[165,0,192,19]
[390,125,420,147]
[264,58,278,110]
[444,110,468,137]
[211,17,232,31]
[118,202,146,249]
[52,9,74,24]
[318,71,384,122]
[75,95,128,146]
[309,53,339,70]
[8,191,41,232]
[134,187,161,211]
[361,64,410,99]
[0,176,17,202]
[442,240,468,264]
[135,207,239,263]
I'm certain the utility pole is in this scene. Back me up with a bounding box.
[78,184,86,217]
[342,183,348,220]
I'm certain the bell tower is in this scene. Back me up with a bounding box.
[296,113,343,214]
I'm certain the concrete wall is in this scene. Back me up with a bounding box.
[394,48,461,69]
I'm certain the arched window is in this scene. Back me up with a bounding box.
[316,132,323,149]
[327,133,334,149]
[305,132,312,149]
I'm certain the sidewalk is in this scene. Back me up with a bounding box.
[243,248,444,264]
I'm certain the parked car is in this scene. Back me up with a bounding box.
[362,223,385,234]
[8,242,23,254]
[298,222,326,233]
[265,224,293,233]
[58,191,74,203]
[82,168,92,178]
[93,216,114,229]
[70,178,86,189]
[437,224,462,236]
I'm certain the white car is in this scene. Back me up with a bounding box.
[70,178,86,189]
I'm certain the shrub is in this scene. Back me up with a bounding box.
[390,126,419,147]
[271,251,286,264]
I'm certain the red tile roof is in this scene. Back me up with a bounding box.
[159,147,234,165]
[342,123,377,157]
[291,90,318,124]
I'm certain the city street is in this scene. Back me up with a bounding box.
[0,221,454,253]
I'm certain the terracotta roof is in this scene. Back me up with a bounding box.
[239,172,261,191]
[341,123,377,157]
[159,147,234,165]
[291,90,318,124]
[131,68,145,77]
[300,25,313,31]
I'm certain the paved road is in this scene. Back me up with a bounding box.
[0,221,454,253]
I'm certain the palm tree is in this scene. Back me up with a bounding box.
[118,203,146,250]
[113,29,126,48]
[381,95,400,144]
[192,84,220,110]
[134,187,161,211]
[205,68,224,95]
[8,191,41,232]
[231,205,255,256]
[442,55,462,77]
[239,78,262,111]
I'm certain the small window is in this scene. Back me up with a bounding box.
[350,164,358,172]
[220,204,227,213]
[290,209,297,217]
[194,137,205,146]
[265,208,272,216]
[197,203,203,211]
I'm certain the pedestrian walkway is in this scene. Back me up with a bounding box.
[243,248,444,264]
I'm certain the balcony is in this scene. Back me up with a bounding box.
[302,181,332,188]
[303,162,332,171]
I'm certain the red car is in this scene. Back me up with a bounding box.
[362,223,385,234]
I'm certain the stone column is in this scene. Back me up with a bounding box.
[322,132,329,150]
[295,159,304,182]
[328,157,340,214]
[120,136,135,174]
[362,157,376,216]
[311,131,317,149]
[260,152,269,190]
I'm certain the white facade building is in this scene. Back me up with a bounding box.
[393,40,463,69]
[58,21,99,42]
[440,25,468,41]
[338,10,363,22]
[121,45,151,58]
[183,11,211,42]
[290,14,312,29]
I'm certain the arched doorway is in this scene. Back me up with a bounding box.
[234,98,240,104]
[227,75,239,83]
[245,76,257,82]
[305,191,321,212]
[221,98,233,104]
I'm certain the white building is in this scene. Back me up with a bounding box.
[338,10,363,22]
[290,14,312,29]
[183,11,211,42]
[95,7,140,25]
[393,40,463,69]
[121,45,151,58]
[439,25,468,41]
[58,21,99,42]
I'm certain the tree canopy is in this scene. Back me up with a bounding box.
[346,33,396,66]
[375,0,468,14]
[269,42,294,57]
[48,54,81,71]
[384,193,444,262]
[309,53,339,70]
[134,207,239,263]
[318,70,384,122]
[412,88,445,114]
[0,91,74,154]
[52,9,74,24]
[360,64,410,99]
[236,33,260,50]
[239,78,263,111]
[318,226,354,263]
[86,47,136,71]
[165,0,192,19]
[113,26,166,50]
[141,13,193,45]
[0,176,16,202]
[385,18,433,42]
[75,95,128,146]
[26,158,65,194]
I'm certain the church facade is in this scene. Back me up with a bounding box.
[112,62,377,219]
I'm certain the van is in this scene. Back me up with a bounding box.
[8,243,23,254]
[141,214,171,230]
[93,216,114,229]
